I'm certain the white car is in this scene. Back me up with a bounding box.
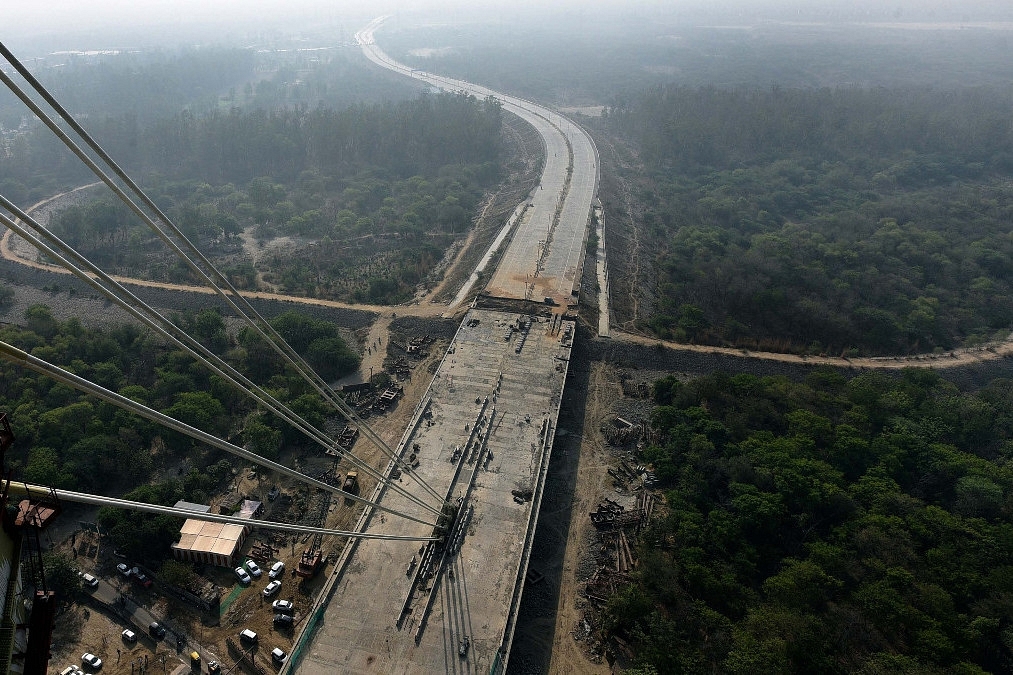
[268,561,285,580]
[245,560,262,578]
[263,580,282,597]
[272,599,294,613]
[116,563,131,577]
[82,573,99,588]
[82,652,103,669]
[271,647,287,664]
[122,629,136,642]
[235,566,251,584]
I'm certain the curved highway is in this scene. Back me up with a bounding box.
[287,17,599,675]
[356,16,600,307]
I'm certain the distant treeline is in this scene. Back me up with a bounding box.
[0,48,254,130]
[0,45,425,204]
[604,85,1013,355]
[130,90,503,184]
[1,90,502,202]
[607,85,1013,173]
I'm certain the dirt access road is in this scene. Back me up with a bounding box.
[10,186,1012,375]
[2,186,454,320]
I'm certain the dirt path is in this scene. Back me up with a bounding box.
[1,187,450,319]
[614,328,1013,371]
[12,191,1009,374]
[545,362,617,675]
[428,195,494,301]
[353,313,394,383]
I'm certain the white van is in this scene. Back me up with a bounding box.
[81,573,99,588]
[268,561,285,580]
[239,629,258,644]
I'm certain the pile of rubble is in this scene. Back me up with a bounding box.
[620,379,651,399]
[604,457,657,492]
[601,416,643,446]
[389,334,434,358]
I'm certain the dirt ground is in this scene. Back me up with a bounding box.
[50,603,182,675]
[509,356,638,675]
[543,362,620,675]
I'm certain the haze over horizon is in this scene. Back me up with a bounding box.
[6,0,1013,54]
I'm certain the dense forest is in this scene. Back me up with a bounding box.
[0,43,424,203]
[13,91,502,304]
[604,85,1013,355]
[0,306,357,559]
[607,370,1013,674]
[0,42,421,131]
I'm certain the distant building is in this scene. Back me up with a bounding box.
[171,499,261,568]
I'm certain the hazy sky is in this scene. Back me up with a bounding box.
[8,0,373,34]
[5,0,1012,51]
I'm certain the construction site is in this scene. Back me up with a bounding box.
[0,12,607,675]
[293,306,575,673]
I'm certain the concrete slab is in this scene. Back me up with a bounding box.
[296,309,573,674]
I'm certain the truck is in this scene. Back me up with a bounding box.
[296,548,322,579]
[342,471,359,505]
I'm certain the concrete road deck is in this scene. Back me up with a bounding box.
[296,309,573,674]
[357,16,599,306]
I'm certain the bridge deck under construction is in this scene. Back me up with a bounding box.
[296,308,573,674]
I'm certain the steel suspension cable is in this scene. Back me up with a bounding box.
[6,482,439,542]
[0,205,443,519]
[0,339,445,529]
[0,48,449,507]
[0,45,443,495]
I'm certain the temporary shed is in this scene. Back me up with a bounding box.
[171,500,258,568]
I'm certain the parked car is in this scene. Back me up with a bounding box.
[273,613,293,628]
[149,622,167,639]
[272,599,294,614]
[235,566,252,584]
[81,573,99,588]
[116,563,131,578]
[59,666,83,675]
[122,629,137,642]
[263,580,282,597]
[207,661,221,674]
[133,572,152,588]
[268,561,285,580]
[82,652,103,669]
[271,647,287,664]
[239,629,258,644]
[267,486,280,501]
[245,560,262,578]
